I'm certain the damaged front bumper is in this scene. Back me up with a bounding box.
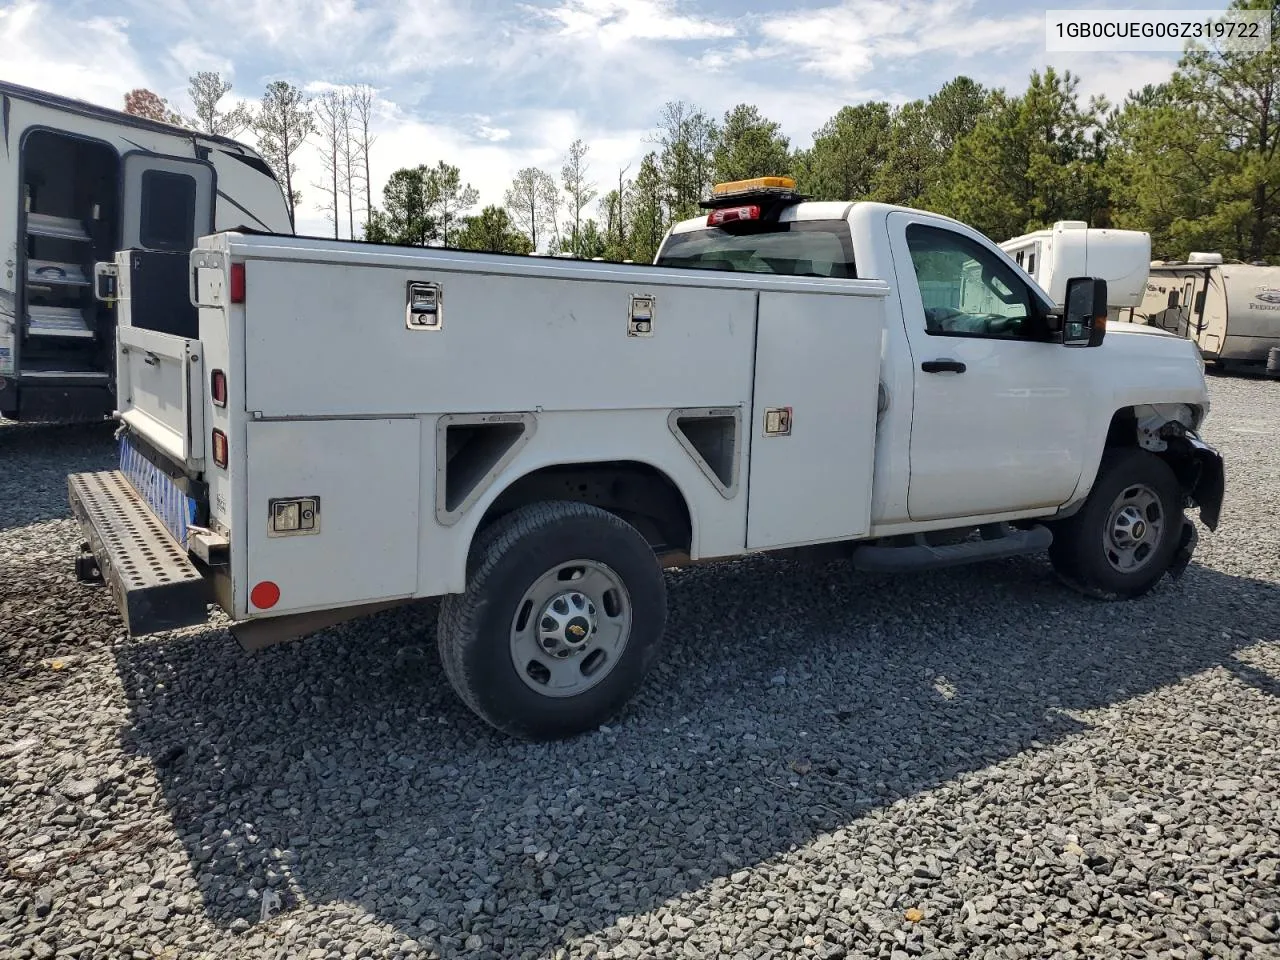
[1167,431,1224,581]
[1182,432,1225,532]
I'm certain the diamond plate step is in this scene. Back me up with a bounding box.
[68,470,211,636]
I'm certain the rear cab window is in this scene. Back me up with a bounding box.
[655,220,856,279]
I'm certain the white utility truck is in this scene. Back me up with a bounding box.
[999,221,1152,322]
[67,178,1225,740]
[1,80,293,422]
[1129,252,1280,375]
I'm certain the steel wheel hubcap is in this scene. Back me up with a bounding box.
[1103,483,1164,573]
[510,559,632,698]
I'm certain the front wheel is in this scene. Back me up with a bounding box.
[437,501,668,740]
[1048,448,1185,599]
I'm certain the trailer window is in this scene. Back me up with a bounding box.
[656,221,856,278]
[140,170,197,252]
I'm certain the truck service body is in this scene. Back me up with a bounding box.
[67,179,1225,739]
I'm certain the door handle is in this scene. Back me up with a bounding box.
[921,359,966,374]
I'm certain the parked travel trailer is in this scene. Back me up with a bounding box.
[1000,221,1151,321]
[0,80,293,422]
[1127,253,1280,373]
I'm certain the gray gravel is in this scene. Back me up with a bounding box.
[2,374,1279,960]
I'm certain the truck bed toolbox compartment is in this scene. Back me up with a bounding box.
[67,470,210,636]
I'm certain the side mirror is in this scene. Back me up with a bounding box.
[1063,276,1107,347]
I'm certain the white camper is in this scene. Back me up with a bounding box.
[1000,221,1152,321]
[0,80,293,422]
[1127,252,1280,373]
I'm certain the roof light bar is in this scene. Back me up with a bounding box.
[700,175,808,210]
[712,176,796,196]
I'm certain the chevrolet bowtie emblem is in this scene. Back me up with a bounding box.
[568,624,586,637]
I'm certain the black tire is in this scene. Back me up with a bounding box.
[1048,448,1185,600]
[437,501,667,740]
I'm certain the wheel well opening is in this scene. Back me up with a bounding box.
[482,462,693,555]
[1104,408,1139,450]
[1103,404,1216,509]
[1104,403,1204,452]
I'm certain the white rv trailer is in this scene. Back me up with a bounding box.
[0,80,293,422]
[1000,221,1152,321]
[1127,252,1280,373]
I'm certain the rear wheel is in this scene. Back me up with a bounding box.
[437,501,667,740]
[1049,448,1184,599]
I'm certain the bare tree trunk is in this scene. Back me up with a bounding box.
[348,86,377,237]
[618,164,629,247]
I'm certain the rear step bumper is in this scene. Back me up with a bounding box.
[68,470,211,636]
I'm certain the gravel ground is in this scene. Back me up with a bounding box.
[2,375,1278,960]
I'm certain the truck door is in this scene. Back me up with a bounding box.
[886,212,1091,521]
[121,154,213,254]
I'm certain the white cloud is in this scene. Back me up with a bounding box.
[378,0,479,75]
[130,0,475,80]
[537,0,735,49]
[694,42,772,72]
[165,40,238,82]
[1046,52,1177,106]
[472,118,513,143]
[0,0,149,107]
[759,0,1042,84]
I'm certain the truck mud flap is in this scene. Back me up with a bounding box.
[68,470,211,636]
[1168,518,1199,581]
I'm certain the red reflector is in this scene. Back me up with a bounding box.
[707,204,760,227]
[210,369,227,407]
[211,429,228,468]
[250,581,280,609]
[230,263,246,303]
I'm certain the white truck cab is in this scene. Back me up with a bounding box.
[67,177,1225,740]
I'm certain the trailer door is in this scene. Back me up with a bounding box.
[121,155,213,253]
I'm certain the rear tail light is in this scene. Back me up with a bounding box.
[212,429,228,468]
[210,369,227,407]
[229,263,246,304]
[707,205,760,227]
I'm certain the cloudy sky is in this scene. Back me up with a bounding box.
[0,0,1217,237]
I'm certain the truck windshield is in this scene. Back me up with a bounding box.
[656,220,856,278]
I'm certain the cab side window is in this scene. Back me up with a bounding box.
[906,224,1039,340]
